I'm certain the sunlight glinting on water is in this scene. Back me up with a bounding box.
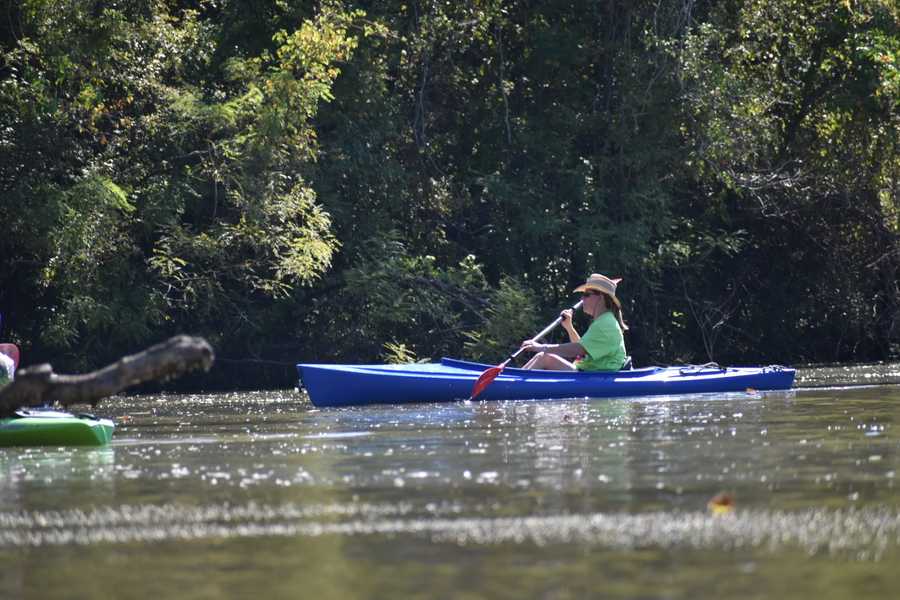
[2,502,899,561]
[2,359,899,600]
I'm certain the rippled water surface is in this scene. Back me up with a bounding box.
[2,364,900,599]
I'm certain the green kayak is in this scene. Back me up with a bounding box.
[0,409,115,447]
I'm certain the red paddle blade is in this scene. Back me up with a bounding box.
[469,361,508,401]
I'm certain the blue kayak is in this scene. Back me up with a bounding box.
[297,358,795,407]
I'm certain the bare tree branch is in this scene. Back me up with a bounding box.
[0,336,214,417]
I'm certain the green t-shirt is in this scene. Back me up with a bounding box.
[575,311,627,372]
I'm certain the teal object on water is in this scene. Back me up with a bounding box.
[0,409,115,447]
[297,357,796,407]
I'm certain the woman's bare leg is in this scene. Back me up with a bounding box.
[522,353,542,369]
[522,352,577,371]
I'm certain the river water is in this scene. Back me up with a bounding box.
[1,364,900,599]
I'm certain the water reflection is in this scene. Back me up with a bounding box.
[0,364,899,598]
[0,448,116,511]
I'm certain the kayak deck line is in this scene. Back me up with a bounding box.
[297,357,796,408]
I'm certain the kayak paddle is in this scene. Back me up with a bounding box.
[468,299,584,401]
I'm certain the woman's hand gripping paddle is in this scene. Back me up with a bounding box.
[468,300,583,401]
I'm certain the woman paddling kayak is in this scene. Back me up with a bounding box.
[520,273,629,371]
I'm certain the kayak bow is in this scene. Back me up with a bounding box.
[0,409,115,447]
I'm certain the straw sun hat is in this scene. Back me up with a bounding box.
[573,274,622,308]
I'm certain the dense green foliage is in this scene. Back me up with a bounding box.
[1,0,897,387]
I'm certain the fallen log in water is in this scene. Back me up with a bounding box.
[0,335,214,417]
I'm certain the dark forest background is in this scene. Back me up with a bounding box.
[1,0,898,389]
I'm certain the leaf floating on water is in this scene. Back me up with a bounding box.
[708,492,735,515]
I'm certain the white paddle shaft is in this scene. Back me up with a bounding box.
[510,299,584,360]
